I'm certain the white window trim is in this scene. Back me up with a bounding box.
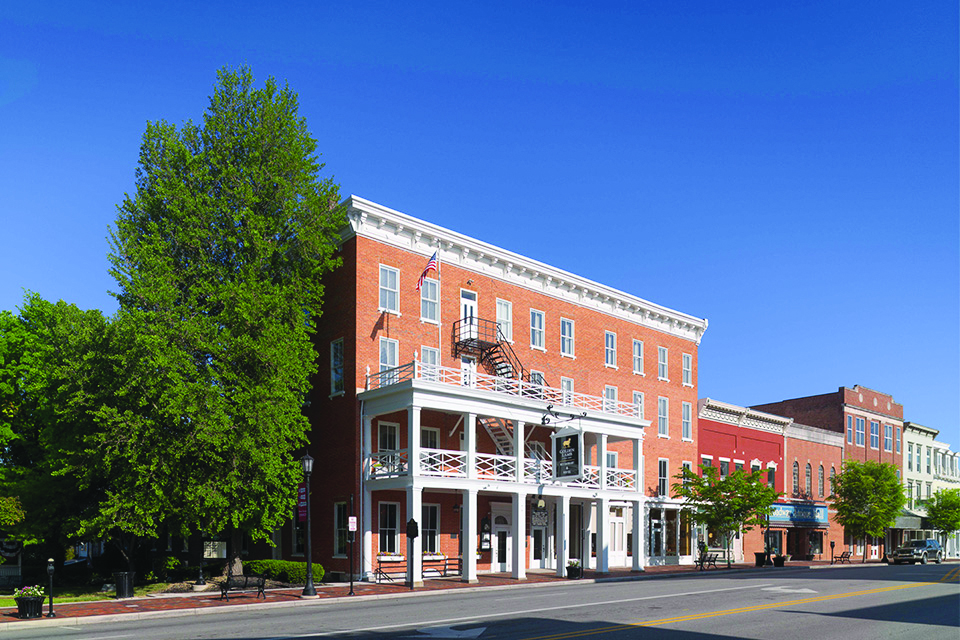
[657,346,669,382]
[604,330,617,369]
[496,298,513,343]
[681,353,693,387]
[378,264,400,315]
[378,501,401,554]
[604,385,618,411]
[560,317,575,358]
[419,277,439,324]
[530,309,546,351]
[378,421,400,451]
[657,458,670,497]
[632,339,645,376]
[657,396,669,438]
[560,377,574,404]
[681,401,693,441]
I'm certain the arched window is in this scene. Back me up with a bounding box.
[805,463,812,495]
[818,465,824,497]
[830,466,836,495]
[793,461,800,495]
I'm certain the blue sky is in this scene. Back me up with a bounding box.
[1,2,957,444]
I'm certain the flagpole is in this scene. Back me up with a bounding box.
[436,241,442,359]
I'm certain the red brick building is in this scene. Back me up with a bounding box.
[286,196,709,583]
[752,386,904,560]
[697,398,844,563]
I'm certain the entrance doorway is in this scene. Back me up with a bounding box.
[532,526,550,569]
[492,515,511,573]
[609,507,626,566]
[460,290,478,341]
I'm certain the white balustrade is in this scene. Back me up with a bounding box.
[368,450,409,478]
[420,448,467,477]
[476,453,517,481]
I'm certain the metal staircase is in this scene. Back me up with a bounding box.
[478,416,552,460]
[452,317,537,385]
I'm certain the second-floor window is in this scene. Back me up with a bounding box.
[870,421,880,449]
[768,466,776,489]
[818,465,824,497]
[496,299,512,341]
[846,415,853,444]
[793,462,800,494]
[560,318,575,357]
[658,346,668,380]
[530,310,544,349]
[604,385,618,411]
[805,463,812,495]
[379,265,399,313]
[896,427,901,453]
[330,338,345,395]
[658,459,669,496]
[633,339,644,374]
[658,396,669,437]
[884,424,892,452]
[633,391,644,419]
[926,447,931,474]
[605,331,616,367]
[682,353,692,386]
[682,401,692,440]
[379,337,398,383]
[908,443,913,471]
[420,278,438,322]
[561,377,574,404]
[855,417,865,446]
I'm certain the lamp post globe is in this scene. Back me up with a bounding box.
[301,453,317,598]
[45,558,55,618]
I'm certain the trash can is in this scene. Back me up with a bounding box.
[114,571,135,598]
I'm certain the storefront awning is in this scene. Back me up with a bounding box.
[893,509,923,530]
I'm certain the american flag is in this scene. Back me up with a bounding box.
[416,250,439,291]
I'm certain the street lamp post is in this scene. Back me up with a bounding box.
[301,453,317,598]
[45,558,56,618]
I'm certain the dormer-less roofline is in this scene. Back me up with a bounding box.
[341,195,709,344]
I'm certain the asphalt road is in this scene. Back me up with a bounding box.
[5,563,959,640]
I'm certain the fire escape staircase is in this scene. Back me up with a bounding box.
[452,317,537,386]
[478,416,549,459]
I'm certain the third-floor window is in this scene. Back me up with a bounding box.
[605,331,616,367]
[682,353,692,386]
[496,299,512,341]
[530,309,544,349]
[658,346,668,380]
[560,318,575,357]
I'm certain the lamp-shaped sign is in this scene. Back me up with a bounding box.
[551,426,583,481]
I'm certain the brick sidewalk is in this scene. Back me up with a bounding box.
[0,559,889,628]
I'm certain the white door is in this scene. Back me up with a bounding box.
[461,356,477,388]
[609,507,626,567]
[460,290,478,340]
[493,515,511,573]
[532,526,549,569]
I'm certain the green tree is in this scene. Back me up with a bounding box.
[673,466,781,568]
[830,460,906,563]
[923,488,960,547]
[109,66,345,572]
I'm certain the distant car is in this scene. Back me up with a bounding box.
[892,539,943,565]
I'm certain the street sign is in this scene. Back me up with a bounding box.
[348,516,357,532]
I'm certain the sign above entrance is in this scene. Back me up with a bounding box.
[552,427,583,481]
[769,502,828,527]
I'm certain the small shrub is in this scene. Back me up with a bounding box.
[244,559,323,584]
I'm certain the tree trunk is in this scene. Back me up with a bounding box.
[725,533,732,568]
[225,528,243,576]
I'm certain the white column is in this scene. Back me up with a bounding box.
[362,486,373,579]
[408,406,421,476]
[597,497,609,573]
[599,434,608,489]
[512,491,527,579]
[466,412,477,480]
[362,415,374,580]
[514,421,525,483]
[556,494,570,577]
[406,486,423,586]
[463,489,478,583]
[632,498,645,572]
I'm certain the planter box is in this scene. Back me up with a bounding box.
[566,566,582,579]
[773,557,787,567]
[15,596,43,619]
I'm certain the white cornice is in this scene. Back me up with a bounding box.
[342,195,709,344]
[697,398,792,434]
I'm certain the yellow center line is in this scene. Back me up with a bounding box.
[518,577,956,640]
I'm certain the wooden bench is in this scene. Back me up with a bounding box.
[218,573,266,600]
[697,553,720,570]
[834,551,851,564]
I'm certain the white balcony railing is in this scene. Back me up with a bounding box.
[366,448,637,492]
[366,360,644,420]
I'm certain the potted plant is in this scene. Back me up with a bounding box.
[772,554,790,567]
[13,585,44,619]
[566,558,582,579]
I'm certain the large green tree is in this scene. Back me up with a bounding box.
[673,465,781,568]
[830,460,905,563]
[923,488,960,547]
[109,66,345,571]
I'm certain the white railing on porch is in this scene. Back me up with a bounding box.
[367,448,637,492]
[366,360,643,419]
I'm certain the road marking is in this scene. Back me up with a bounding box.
[517,580,947,640]
[285,583,773,638]
[406,625,487,638]
[761,586,817,594]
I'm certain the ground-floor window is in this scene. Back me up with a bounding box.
[379,503,399,553]
[422,504,440,553]
[765,530,782,555]
[649,508,685,557]
[334,502,348,557]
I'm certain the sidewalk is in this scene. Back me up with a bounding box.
[0,559,916,630]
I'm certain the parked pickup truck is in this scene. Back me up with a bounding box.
[892,539,943,565]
